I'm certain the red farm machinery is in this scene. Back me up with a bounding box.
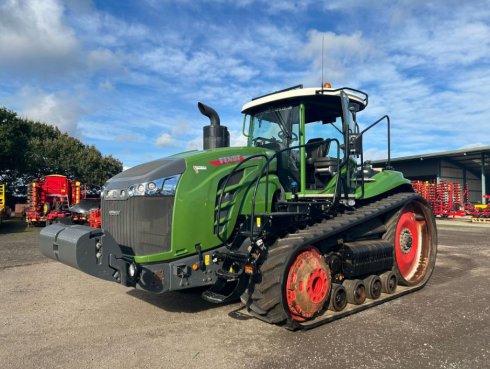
[25,175,89,226]
[411,180,490,220]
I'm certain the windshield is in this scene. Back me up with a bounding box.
[248,105,300,151]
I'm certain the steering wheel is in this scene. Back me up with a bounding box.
[278,130,298,141]
[252,136,276,147]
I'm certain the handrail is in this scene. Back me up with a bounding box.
[215,139,344,246]
[214,153,268,245]
[248,138,342,243]
[361,115,391,169]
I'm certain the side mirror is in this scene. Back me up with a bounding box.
[349,134,362,156]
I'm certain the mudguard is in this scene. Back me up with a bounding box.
[39,224,127,283]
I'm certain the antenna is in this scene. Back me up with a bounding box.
[321,35,325,89]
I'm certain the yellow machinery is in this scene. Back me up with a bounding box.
[0,184,5,223]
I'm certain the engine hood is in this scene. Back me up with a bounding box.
[104,146,273,191]
[105,157,186,190]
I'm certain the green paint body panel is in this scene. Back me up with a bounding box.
[356,170,411,199]
[134,146,280,264]
[285,169,410,200]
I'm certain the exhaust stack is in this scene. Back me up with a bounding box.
[198,102,230,150]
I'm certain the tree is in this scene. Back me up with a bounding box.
[0,107,123,201]
[0,108,31,174]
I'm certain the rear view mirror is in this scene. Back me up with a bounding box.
[349,134,362,156]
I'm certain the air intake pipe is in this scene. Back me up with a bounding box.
[198,102,230,150]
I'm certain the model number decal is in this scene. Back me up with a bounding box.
[193,165,207,173]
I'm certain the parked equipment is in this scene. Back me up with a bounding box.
[0,184,10,224]
[40,85,437,329]
[411,180,468,218]
[26,175,86,226]
[412,180,490,220]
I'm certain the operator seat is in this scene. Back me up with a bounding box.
[305,138,338,188]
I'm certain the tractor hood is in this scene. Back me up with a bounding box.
[103,146,272,191]
[105,157,186,190]
[104,147,274,198]
[171,146,274,170]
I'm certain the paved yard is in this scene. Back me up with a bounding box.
[0,218,488,369]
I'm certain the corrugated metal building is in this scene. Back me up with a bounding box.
[372,146,490,204]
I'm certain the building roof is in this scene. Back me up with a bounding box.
[372,146,490,177]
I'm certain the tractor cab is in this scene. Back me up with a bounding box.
[242,84,371,199]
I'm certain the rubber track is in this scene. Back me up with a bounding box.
[241,192,424,329]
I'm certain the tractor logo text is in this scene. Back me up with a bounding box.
[209,155,245,166]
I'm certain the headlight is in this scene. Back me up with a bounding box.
[126,175,181,197]
[161,176,180,196]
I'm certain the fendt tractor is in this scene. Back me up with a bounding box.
[40,84,437,329]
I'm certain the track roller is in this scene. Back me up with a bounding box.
[380,271,397,294]
[343,279,366,305]
[363,275,382,300]
[328,283,347,312]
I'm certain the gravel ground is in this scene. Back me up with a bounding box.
[0,217,488,369]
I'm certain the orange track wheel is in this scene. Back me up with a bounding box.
[285,249,331,321]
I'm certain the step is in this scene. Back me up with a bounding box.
[201,290,232,304]
[216,268,242,281]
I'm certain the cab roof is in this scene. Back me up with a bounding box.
[241,86,368,115]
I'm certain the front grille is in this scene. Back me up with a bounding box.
[102,197,173,256]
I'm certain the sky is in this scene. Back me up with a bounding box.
[1,0,489,169]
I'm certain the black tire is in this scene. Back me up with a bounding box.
[380,271,397,294]
[240,242,290,323]
[328,283,347,311]
[383,198,437,286]
[364,275,382,300]
[343,279,366,305]
[241,243,331,324]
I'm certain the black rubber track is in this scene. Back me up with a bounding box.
[240,192,431,325]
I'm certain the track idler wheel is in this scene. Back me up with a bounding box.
[285,248,331,321]
[380,271,397,294]
[343,279,366,305]
[328,283,347,312]
[363,275,382,300]
[386,200,437,286]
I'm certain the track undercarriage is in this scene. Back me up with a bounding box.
[213,191,437,329]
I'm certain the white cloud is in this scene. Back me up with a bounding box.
[186,136,202,151]
[87,48,121,71]
[301,30,375,85]
[155,133,178,148]
[0,0,78,75]
[72,9,149,48]
[17,87,85,135]
[79,121,146,143]
[230,130,248,147]
[98,81,113,91]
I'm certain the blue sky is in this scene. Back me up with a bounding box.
[1,0,489,168]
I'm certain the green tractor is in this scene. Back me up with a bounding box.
[40,84,437,329]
